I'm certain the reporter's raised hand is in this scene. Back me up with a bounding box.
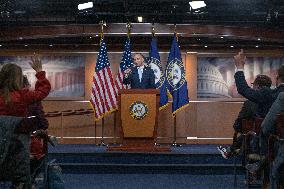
[234,49,246,69]
[29,56,42,73]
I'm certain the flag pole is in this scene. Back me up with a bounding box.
[113,111,117,145]
[99,20,107,146]
[172,115,177,146]
[151,22,160,147]
[171,4,182,147]
[126,22,132,38]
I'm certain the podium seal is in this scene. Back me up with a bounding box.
[129,101,148,120]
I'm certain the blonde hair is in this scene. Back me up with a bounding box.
[0,63,23,104]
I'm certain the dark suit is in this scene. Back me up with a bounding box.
[123,66,155,89]
[260,93,284,188]
[233,100,258,133]
[234,71,284,118]
[259,92,284,155]
[229,100,257,152]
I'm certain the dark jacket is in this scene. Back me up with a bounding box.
[28,102,49,130]
[0,116,31,187]
[233,100,258,132]
[234,71,284,117]
[123,66,155,89]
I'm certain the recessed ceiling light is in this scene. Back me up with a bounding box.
[137,16,143,23]
[220,36,224,39]
[78,2,93,10]
[189,1,206,9]
[230,45,234,48]
[204,45,208,48]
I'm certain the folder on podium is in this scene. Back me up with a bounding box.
[107,89,170,152]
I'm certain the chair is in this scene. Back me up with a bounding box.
[240,117,263,188]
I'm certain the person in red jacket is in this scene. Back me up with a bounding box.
[0,56,51,117]
[0,56,51,189]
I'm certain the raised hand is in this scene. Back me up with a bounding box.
[234,49,246,69]
[124,68,132,78]
[29,55,43,73]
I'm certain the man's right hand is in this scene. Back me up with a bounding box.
[234,49,246,69]
[124,68,132,74]
[124,68,132,78]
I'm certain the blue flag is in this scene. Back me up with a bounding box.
[148,37,168,109]
[165,34,189,116]
[115,37,134,91]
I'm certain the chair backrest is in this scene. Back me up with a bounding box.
[241,117,263,134]
[277,113,284,137]
[30,130,49,159]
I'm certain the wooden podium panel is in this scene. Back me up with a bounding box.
[121,93,156,137]
[107,89,170,152]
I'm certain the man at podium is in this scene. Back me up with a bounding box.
[123,53,155,89]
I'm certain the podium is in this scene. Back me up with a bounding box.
[107,89,170,152]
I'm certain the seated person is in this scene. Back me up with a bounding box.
[218,74,272,159]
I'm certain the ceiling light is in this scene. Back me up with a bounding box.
[257,38,261,41]
[204,45,208,48]
[189,1,206,9]
[255,45,259,48]
[230,45,234,48]
[49,44,53,47]
[220,36,224,39]
[95,34,98,37]
[24,44,28,47]
[137,16,143,23]
[78,2,93,10]
[0,44,2,47]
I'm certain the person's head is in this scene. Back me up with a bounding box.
[252,74,272,90]
[276,65,284,86]
[133,53,145,67]
[0,63,23,104]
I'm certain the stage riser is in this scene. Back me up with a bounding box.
[59,164,244,175]
[48,153,240,165]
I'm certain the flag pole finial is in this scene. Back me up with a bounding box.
[99,20,106,41]
[174,24,178,41]
[126,22,132,38]
[151,23,155,37]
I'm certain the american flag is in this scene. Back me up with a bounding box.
[114,38,134,93]
[90,39,117,120]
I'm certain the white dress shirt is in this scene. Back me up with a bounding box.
[137,65,144,82]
